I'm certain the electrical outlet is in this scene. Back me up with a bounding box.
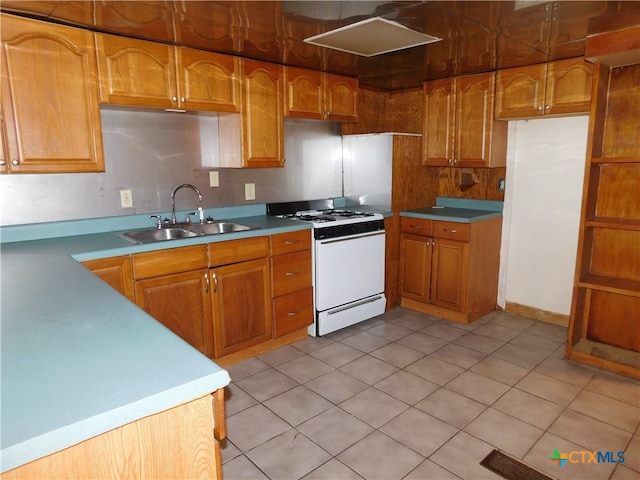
[244,183,256,201]
[120,189,133,208]
[209,171,219,187]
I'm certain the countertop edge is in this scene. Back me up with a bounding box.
[1,371,231,474]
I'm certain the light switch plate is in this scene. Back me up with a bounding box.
[244,183,256,201]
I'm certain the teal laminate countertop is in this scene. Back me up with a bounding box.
[400,197,503,223]
[0,205,310,473]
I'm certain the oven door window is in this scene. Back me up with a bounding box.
[315,231,385,311]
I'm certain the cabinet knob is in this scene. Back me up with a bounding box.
[12,159,19,166]
[204,273,210,294]
[172,96,178,101]
[426,241,431,246]
[537,106,543,111]
[0,159,5,166]
[181,97,186,102]
[544,105,551,110]
[453,159,458,164]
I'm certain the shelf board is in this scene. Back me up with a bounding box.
[577,274,640,297]
[585,217,640,231]
[568,339,640,379]
[590,157,640,164]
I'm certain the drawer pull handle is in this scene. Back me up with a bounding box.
[287,309,302,317]
[204,273,210,294]
[285,271,300,277]
[212,273,218,292]
[409,224,423,229]
[284,240,300,245]
[443,228,458,233]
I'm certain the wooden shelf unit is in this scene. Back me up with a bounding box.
[566,58,640,379]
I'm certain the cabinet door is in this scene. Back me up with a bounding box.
[431,238,468,312]
[399,233,432,303]
[83,256,135,302]
[495,63,546,119]
[454,72,497,167]
[324,73,358,121]
[545,57,592,116]
[211,258,272,358]
[96,33,177,108]
[241,59,284,168]
[0,14,104,173]
[177,47,239,112]
[135,269,213,357]
[285,67,323,119]
[422,78,454,166]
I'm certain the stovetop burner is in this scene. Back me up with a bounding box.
[268,201,383,228]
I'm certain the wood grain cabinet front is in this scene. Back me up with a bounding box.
[95,33,240,112]
[0,13,104,173]
[82,255,135,302]
[422,72,507,168]
[285,67,358,122]
[400,216,502,324]
[270,230,313,337]
[495,57,593,119]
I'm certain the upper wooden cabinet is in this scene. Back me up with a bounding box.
[0,13,104,174]
[96,33,240,112]
[423,71,507,168]
[495,57,593,119]
[285,67,358,122]
[239,59,284,168]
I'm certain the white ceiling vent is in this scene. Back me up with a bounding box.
[304,17,441,57]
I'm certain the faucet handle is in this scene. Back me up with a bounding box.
[184,212,196,224]
[149,215,162,229]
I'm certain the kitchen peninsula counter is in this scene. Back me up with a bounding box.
[0,205,310,475]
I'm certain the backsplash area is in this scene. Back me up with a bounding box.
[0,110,342,226]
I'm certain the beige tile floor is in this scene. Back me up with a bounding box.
[221,308,640,480]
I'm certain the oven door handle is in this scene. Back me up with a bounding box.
[318,230,385,245]
[327,295,384,315]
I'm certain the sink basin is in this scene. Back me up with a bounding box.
[185,222,252,235]
[117,227,198,244]
[115,222,256,244]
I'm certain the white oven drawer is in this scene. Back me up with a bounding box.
[314,230,385,311]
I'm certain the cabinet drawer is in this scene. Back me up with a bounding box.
[273,287,313,337]
[400,217,433,236]
[271,250,312,297]
[132,245,208,279]
[433,221,470,241]
[209,236,269,267]
[270,229,312,255]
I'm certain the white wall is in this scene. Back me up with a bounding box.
[498,116,589,315]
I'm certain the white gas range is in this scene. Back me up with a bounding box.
[267,200,386,336]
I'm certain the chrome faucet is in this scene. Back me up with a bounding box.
[170,183,203,224]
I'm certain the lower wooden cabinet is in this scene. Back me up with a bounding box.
[82,255,134,301]
[270,230,313,337]
[85,232,313,363]
[135,269,213,357]
[400,216,501,323]
[210,257,272,358]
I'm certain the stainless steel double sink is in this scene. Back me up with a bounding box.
[115,222,256,244]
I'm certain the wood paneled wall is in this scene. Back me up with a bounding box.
[438,167,506,201]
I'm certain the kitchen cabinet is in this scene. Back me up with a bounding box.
[132,245,213,358]
[422,71,507,168]
[399,216,502,324]
[566,46,640,378]
[495,57,593,119]
[82,256,134,302]
[209,236,272,358]
[285,66,358,121]
[95,33,240,112]
[270,230,313,337]
[238,59,284,168]
[0,13,104,174]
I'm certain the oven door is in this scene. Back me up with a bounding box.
[314,230,385,312]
